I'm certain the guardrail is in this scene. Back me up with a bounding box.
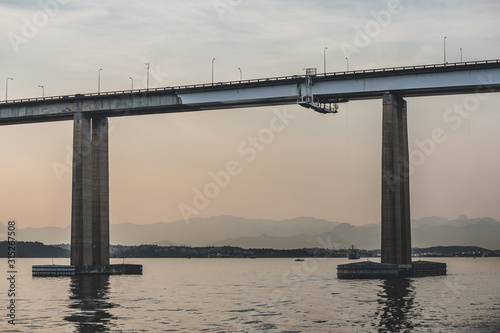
[1,59,499,105]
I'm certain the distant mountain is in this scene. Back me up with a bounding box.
[412,218,500,250]
[9,215,500,250]
[208,223,381,250]
[412,215,500,229]
[411,216,450,228]
[153,240,179,247]
[0,220,71,245]
[210,217,500,250]
[15,216,339,246]
[17,226,70,244]
[111,216,339,246]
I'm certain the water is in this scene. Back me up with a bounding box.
[2,257,500,332]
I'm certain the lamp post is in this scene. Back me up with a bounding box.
[324,46,328,76]
[238,67,242,81]
[212,58,215,85]
[5,77,13,101]
[144,62,150,90]
[345,57,349,71]
[98,68,102,94]
[460,48,463,62]
[38,85,44,98]
[444,37,447,65]
[129,76,134,90]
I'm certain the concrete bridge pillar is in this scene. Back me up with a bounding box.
[71,113,109,267]
[381,94,412,268]
[91,117,110,266]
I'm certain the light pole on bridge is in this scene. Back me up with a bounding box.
[98,68,102,94]
[38,85,44,98]
[324,46,328,76]
[212,58,215,85]
[129,76,134,90]
[444,36,447,65]
[238,67,242,81]
[144,62,150,90]
[5,77,13,101]
[345,57,349,71]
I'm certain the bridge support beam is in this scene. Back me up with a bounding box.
[71,113,109,267]
[381,94,412,269]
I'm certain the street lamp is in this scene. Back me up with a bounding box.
[38,85,44,98]
[460,48,463,62]
[324,46,328,76]
[129,76,134,90]
[444,37,447,65]
[5,77,13,101]
[345,57,349,71]
[144,62,150,90]
[238,67,242,81]
[212,58,215,85]
[98,68,102,94]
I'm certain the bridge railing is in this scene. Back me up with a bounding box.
[1,59,499,105]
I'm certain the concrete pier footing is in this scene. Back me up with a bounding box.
[337,261,399,279]
[32,264,143,277]
[337,261,446,279]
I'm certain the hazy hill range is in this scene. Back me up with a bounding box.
[110,216,339,246]
[210,216,500,250]
[3,215,499,250]
[4,216,338,246]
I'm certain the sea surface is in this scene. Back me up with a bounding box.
[2,257,500,332]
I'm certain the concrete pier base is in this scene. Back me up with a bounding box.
[337,261,399,279]
[32,264,143,277]
[411,261,447,277]
[337,261,446,279]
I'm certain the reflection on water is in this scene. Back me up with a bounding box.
[64,275,117,332]
[376,278,416,332]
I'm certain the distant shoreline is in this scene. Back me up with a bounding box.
[1,241,499,259]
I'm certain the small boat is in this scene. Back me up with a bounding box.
[295,259,304,262]
[347,245,360,260]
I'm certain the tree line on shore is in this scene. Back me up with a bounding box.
[1,241,499,258]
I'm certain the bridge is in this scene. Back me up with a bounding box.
[3,60,500,274]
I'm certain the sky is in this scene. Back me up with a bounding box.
[0,0,499,229]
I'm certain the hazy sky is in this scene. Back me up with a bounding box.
[1,0,500,229]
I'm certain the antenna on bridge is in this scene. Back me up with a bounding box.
[297,67,339,114]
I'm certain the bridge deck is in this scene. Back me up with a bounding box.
[1,60,500,125]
